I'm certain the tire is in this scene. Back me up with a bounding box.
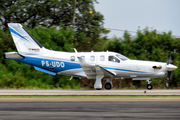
[105,82,112,90]
[96,88,101,90]
[147,84,153,90]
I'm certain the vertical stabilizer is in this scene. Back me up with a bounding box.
[8,23,43,54]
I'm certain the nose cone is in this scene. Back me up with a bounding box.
[167,64,178,71]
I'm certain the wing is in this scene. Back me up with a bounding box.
[77,57,116,79]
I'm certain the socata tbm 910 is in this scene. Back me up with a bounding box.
[5,23,177,90]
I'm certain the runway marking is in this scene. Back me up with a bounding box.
[0,98,180,102]
[0,90,180,95]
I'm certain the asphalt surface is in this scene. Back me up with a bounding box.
[0,101,180,120]
[0,89,180,95]
[0,90,179,119]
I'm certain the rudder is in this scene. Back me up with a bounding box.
[8,23,43,54]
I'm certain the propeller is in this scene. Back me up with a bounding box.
[167,54,171,65]
[166,54,177,87]
[166,54,172,87]
[166,71,171,87]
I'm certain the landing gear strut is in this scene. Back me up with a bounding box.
[94,75,104,90]
[146,79,153,90]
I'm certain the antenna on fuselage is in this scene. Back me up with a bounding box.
[73,48,78,53]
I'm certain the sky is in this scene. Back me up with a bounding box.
[94,0,180,38]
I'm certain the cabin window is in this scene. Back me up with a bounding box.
[100,55,105,61]
[81,56,85,60]
[70,56,75,61]
[108,56,120,63]
[90,56,95,61]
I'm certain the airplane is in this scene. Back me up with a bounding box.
[5,23,178,90]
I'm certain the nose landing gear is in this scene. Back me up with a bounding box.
[147,84,153,90]
[146,79,153,90]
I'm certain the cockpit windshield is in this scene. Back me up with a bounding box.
[116,54,129,61]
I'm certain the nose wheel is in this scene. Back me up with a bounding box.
[146,78,153,90]
[147,84,153,90]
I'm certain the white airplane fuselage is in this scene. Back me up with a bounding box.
[5,23,178,90]
[11,47,172,78]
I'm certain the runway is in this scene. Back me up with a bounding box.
[0,101,180,120]
[0,89,180,95]
[0,90,180,120]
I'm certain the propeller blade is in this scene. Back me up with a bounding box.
[166,71,171,87]
[167,54,171,65]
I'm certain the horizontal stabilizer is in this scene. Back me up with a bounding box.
[34,66,56,76]
[5,52,25,59]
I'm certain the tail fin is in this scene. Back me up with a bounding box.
[8,23,43,54]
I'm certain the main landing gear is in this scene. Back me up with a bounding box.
[104,78,113,90]
[146,79,153,90]
[94,76,113,90]
[104,82,112,90]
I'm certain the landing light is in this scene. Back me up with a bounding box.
[152,65,162,69]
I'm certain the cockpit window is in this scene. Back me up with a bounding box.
[108,56,120,63]
[116,54,129,61]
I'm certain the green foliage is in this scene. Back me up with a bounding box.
[0,0,179,89]
[25,25,75,52]
[0,26,179,89]
[0,26,81,89]
[0,0,109,51]
[107,27,180,89]
[0,0,109,89]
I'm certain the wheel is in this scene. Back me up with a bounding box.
[147,84,153,90]
[104,82,112,90]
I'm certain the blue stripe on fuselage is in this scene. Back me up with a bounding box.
[103,67,147,73]
[10,56,82,73]
[10,56,147,74]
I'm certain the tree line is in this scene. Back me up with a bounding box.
[0,0,179,89]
